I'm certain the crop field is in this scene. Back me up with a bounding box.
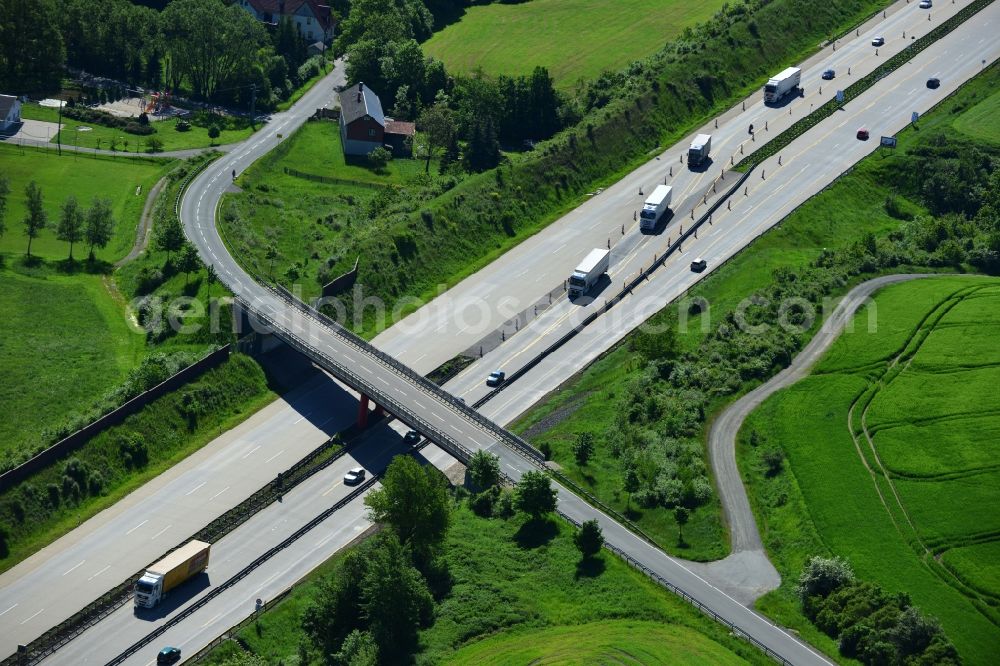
[742,277,1000,665]
[423,0,728,89]
[0,144,172,262]
[445,619,748,665]
[219,120,430,293]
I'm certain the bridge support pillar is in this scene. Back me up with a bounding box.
[357,394,370,429]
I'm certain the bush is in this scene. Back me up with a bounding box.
[175,120,191,132]
[368,146,391,171]
[146,136,164,153]
[798,555,855,602]
[124,121,155,136]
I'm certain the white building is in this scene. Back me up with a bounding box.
[237,0,335,43]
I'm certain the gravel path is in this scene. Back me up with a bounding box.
[115,177,168,268]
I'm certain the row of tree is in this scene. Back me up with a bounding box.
[0,0,322,110]
[0,175,114,261]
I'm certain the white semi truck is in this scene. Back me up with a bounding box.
[764,67,801,104]
[640,185,672,231]
[568,248,610,298]
[134,540,211,609]
[688,134,711,167]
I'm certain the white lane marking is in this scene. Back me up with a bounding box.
[431,412,446,422]
[241,445,262,459]
[126,520,148,536]
[376,376,389,386]
[185,481,207,496]
[151,525,172,540]
[554,243,566,254]
[322,481,342,497]
[265,449,286,463]
[61,560,85,576]
[0,604,18,618]
[414,400,427,410]
[88,565,111,581]
[200,612,223,629]
[19,609,44,625]
[210,486,231,501]
[415,353,427,364]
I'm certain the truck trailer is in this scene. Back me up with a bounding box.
[135,540,210,609]
[640,185,673,231]
[688,134,712,167]
[764,67,801,104]
[568,248,610,298]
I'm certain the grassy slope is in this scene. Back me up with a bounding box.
[741,277,1000,666]
[0,143,172,261]
[206,504,765,665]
[424,0,727,90]
[19,103,253,152]
[219,121,430,288]
[0,271,145,460]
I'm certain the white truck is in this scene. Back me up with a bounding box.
[568,248,610,298]
[688,134,712,167]
[640,185,672,231]
[134,540,211,609]
[764,67,801,104]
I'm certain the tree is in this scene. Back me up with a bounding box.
[302,548,369,658]
[84,197,114,260]
[0,174,9,240]
[208,125,221,144]
[177,242,200,285]
[331,630,378,666]
[364,455,450,561]
[573,431,595,466]
[361,532,433,661]
[574,519,603,559]
[673,506,689,543]
[468,450,501,490]
[155,215,185,263]
[622,465,640,512]
[797,555,855,602]
[417,103,455,173]
[514,470,557,519]
[0,0,65,92]
[57,196,85,260]
[368,146,391,172]
[206,263,218,299]
[22,181,47,258]
[265,243,278,276]
[464,115,501,172]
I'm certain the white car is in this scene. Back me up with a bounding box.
[919,0,932,8]
[872,36,885,47]
[344,467,365,485]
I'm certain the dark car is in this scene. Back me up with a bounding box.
[157,647,181,665]
[856,127,870,140]
[926,77,940,89]
[486,370,506,387]
[690,258,707,273]
[822,69,835,80]
[403,430,421,448]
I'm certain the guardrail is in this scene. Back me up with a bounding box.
[2,433,346,666]
[173,154,217,220]
[106,476,381,665]
[734,0,994,169]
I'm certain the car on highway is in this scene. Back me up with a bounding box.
[872,36,885,46]
[403,430,421,448]
[486,370,506,387]
[919,0,932,7]
[157,647,181,665]
[856,127,870,140]
[927,77,941,88]
[344,467,365,485]
[821,69,836,80]
[690,258,707,273]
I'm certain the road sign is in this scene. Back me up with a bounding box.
[911,111,920,124]
[836,90,845,103]
[880,136,897,148]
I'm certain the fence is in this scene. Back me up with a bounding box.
[282,166,386,189]
[0,345,232,492]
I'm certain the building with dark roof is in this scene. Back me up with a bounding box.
[237,0,334,43]
[338,83,415,157]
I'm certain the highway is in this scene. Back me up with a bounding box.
[2,0,994,662]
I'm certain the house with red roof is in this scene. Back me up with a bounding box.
[338,82,415,157]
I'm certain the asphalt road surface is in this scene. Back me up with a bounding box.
[4,0,995,662]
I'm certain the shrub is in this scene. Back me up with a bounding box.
[124,121,154,135]
[176,120,191,132]
[369,146,391,171]
[798,555,855,602]
[146,136,164,153]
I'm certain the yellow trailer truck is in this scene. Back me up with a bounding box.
[134,540,210,609]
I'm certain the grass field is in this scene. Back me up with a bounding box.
[19,103,254,152]
[445,619,748,665]
[423,0,728,89]
[740,277,1000,665]
[0,270,145,461]
[952,85,1000,144]
[206,503,764,665]
[0,143,173,262]
[220,120,432,292]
